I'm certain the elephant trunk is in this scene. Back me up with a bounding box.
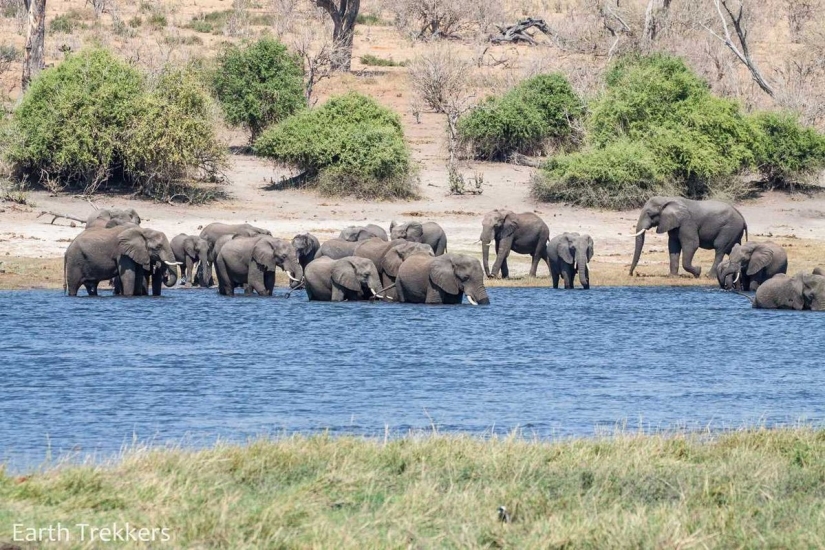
[466,284,490,305]
[629,219,648,275]
[576,249,589,287]
[286,259,304,289]
[480,226,493,276]
[164,264,178,287]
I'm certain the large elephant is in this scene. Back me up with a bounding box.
[354,237,407,273]
[396,253,490,305]
[215,236,303,296]
[390,221,447,256]
[304,256,383,302]
[199,223,271,262]
[171,234,211,287]
[86,208,141,229]
[750,271,825,310]
[379,241,434,301]
[548,232,594,289]
[316,238,361,260]
[629,197,747,278]
[716,241,787,291]
[480,210,550,278]
[292,233,321,269]
[65,225,179,296]
[339,224,388,242]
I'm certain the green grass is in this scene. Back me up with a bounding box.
[3,429,825,548]
[360,53,406,67]
[356,13,390,25]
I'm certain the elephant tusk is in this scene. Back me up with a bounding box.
[165,261,183,266]
[370,288,378,296]
[467,295,479,305]
[287,271,302,283]
[733,271,740,284]
[631,229,646,237]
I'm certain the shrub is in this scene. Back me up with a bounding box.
[360,54,406,67]
[356,13,389,25]
[212,38,305,141]
[458,73,584,160]
[50,14,76,33]
[749,111,825,187]
[128,16,142,27]
[532,140,672,210]
[255,92,416,200]
[187,10,230,34]
[6,48,226,199]
[148,12,167,29]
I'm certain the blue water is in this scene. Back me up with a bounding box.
[1,287,824,471]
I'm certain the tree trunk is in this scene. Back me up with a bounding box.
[22,0,47,91]
[315,0,360,72]
[643,0,671,47]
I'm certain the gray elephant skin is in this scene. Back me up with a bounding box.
[199,223,271,262]
[354,238,407,274]
[716,241,787,291]
[339,224,388,242]
[376,241,434,301]
[86,208,142,229]
[548,233,594,289]
[396,253,490,305]
[480,210,550,278]
[215,236,303,296]
[171,234,212,287]
[65,225,179,296]
[292,233,321,269]
[750,271,825,310]
[317,238,361,260]
[630,197,747,278]
[304,256,383,301]
[390,221,447,256]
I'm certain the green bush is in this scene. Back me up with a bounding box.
[360,54,406,67]
[6,48,225,199]
[457,73,584,161]
[255,92,416,200]
[187,10,230,34]
[148,12,167,29]
[750,111,825,187]
[128,16,143,28]
[212,38,305,141]
[532,140,672,209]
[50,14,76,33]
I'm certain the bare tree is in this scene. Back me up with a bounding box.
[21,0,46,91]
[291,8,349,104]
[702,0,774,98]
[784,0,821,43]
[643,0,671,46]
[313,0,360,71]
[386,0,500,41]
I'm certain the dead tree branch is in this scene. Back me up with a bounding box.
[38,211,86,225]
[490,17,554,45]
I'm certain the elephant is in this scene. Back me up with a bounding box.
[715,241,787,291]
[339,224,388,242]
[199,223,271,262]
[292,233,321,269]
[629,197,747,279]
[65,225,180,296]
[379,241,434,301]
[480,210,550,278]
[86,208,141,229]
[548,233,594,289]
[171,234,212,287]
[215,236,303,296]
[304,256,384,302]
[316,238,361,260]
[390,221,447,256]
[396,253,490,305]
[354,237,407,274]
[750,271,825,311]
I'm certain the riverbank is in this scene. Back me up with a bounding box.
[1,429,824,548]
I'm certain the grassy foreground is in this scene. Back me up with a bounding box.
[2,430,825,548]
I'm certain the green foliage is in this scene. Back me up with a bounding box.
[533,140,672,209]
[356,13,390,25]
[163,34,204,46]
[458,73,584,160]
[750,111,825,187]
[360,54,406,67]
[50,14,77,33]
[212,38,305,141]
[6,48,225,199]
[128,16,143,28]
[255,93,416,200]
[148,12,167,29]
[187,10,230,34]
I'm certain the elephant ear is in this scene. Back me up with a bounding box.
[382,248,404,278]
[184,237,197,258]
[406,222,424,241]
[430,256,460,295]
[117,227,151,269]
[501,214,519,238]
[332,260,362,292]
[657,202,690,234]
[252,239,278,271]
[586,236,594,261]
[746,246,773,276]
[557,237,574,264]
[357,229,373,241]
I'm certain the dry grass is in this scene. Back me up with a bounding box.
[2,429,825,548]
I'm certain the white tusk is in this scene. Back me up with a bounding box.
[733,271,740,284]
[165,261,182,266]
[467,295,478,305]
[631,229,646,237]
[371,288,377,296]
[287,271,301,283]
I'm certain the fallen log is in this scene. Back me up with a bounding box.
[491,18,554,45]
[38,211,86,225]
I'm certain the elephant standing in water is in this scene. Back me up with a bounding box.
[86,208,141,229]
[199,223,271,261]
[171,234,211,287]
[396,253,490,305]
[339,224,388,242]
[291,233,321,269]
[750,271,825,310]
[316,238,361,260]
[548,233,594,289]
[354,237,407,274]
[64,225,179,296]
[304,256,383,301]
[390,221,447,256]
[377,241,434,301]
[215,236,303,296]
[716,241,787,291]
[480,210,550,278]
[629,197,747,278]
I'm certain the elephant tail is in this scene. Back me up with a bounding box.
[62,253,67,295]
[744,223,748,242]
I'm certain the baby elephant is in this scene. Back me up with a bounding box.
[215,236,303,296]
[396,253,489,305]
[716,241,787,291]
[171,234,212,287]
[547,233,594,289]
[304,256,384,301]
[751,271,825,310]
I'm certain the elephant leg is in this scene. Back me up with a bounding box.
[681,244,701,278]
[667,232,682,277]
[709,249,726,279]
[331,285,346,302]
[550,263,560,289]
[492,238,512,278]
[500,258,510,279]
[263,271,275,296]
[151,266,163,296]
[83,281,97,296]
[425,286,444,304]
[581,266,590,290]
[184,257,194,285]
[215,260,233,296]
[529,254,541,277]
[562,264,574,289]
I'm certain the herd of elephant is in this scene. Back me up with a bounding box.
[61,196,825,310]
